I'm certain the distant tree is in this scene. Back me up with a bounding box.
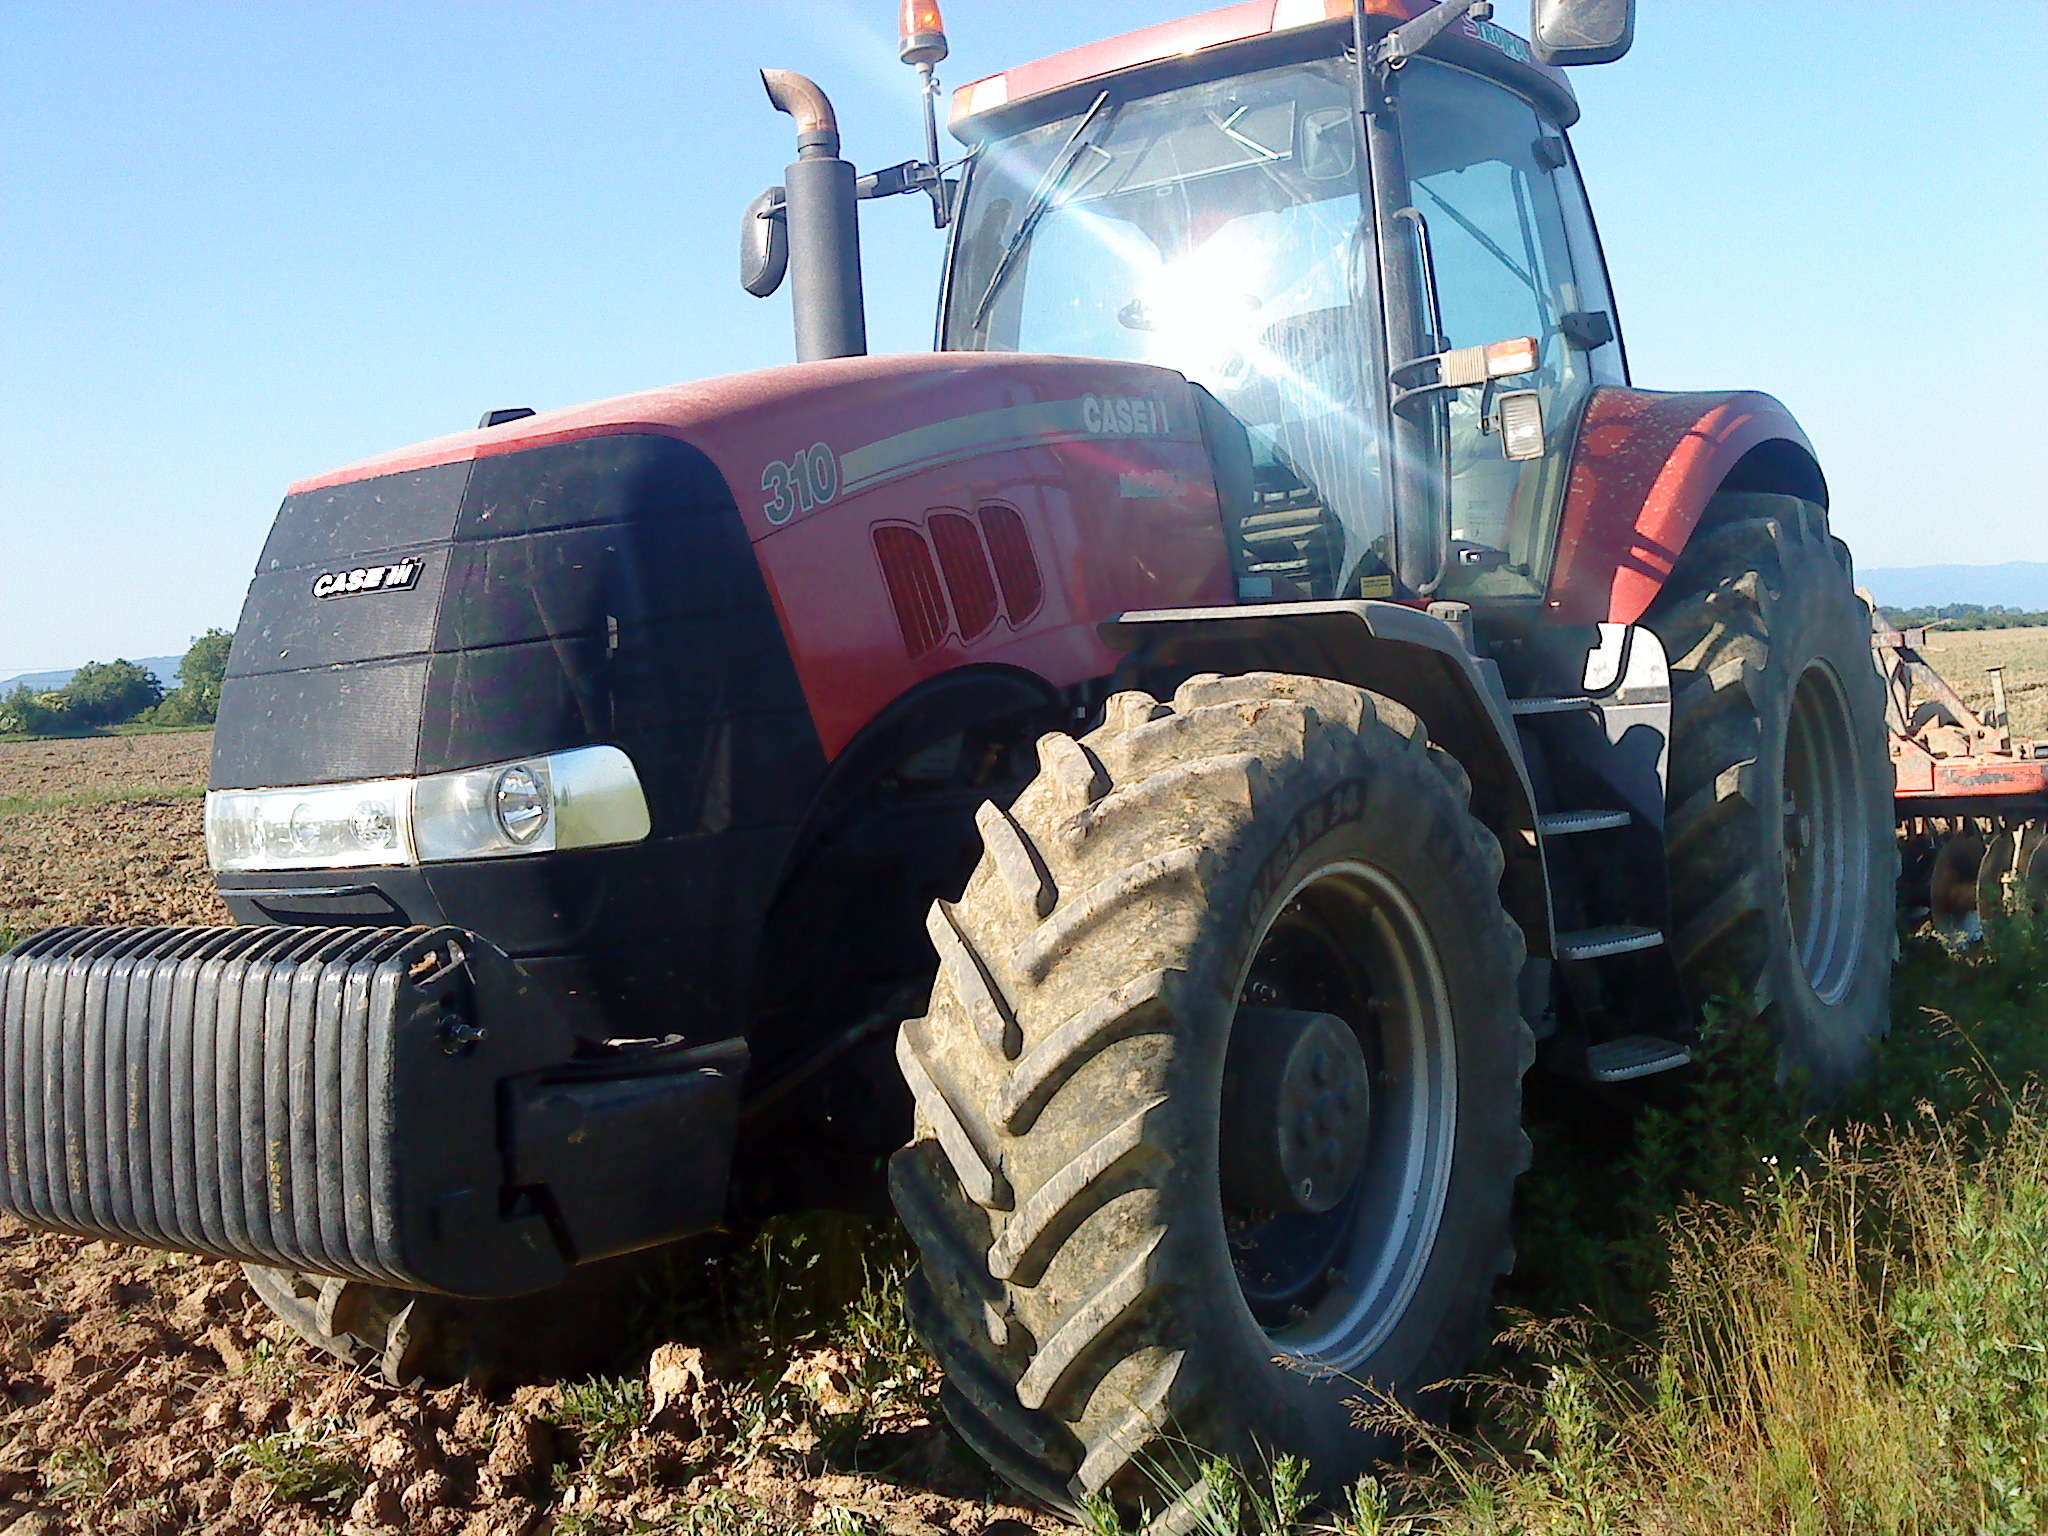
[150,629,233,726]
[57,659,163,729]
[0,684,63,736]
[1884,603,2048,631]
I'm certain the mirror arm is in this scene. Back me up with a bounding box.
[1373,0,1493,77]
[855,158,957,225]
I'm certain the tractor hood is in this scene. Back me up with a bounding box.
[212,351,1224,1045]
[284,352,1073,514]
[222,352,1046,796]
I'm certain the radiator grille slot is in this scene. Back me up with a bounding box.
[928,511,999,641]
[978,502,1044,625]
[873,523,950,659]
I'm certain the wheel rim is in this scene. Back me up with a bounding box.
[1221,860,1457,1375]
[1783,661,1872,1002]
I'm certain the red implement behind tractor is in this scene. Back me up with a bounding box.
[0,0,1898,1522]
[1877,611,2048,940]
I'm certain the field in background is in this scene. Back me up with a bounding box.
[0,731,218,947]
[1911,624,2048,739]
[3,710,2047,1533]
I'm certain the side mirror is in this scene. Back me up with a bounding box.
[1530,0,1634,66]
[740,186,789,298]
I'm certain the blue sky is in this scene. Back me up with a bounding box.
[2,0,2043,676]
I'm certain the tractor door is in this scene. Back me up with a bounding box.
[1394,60,1625,603]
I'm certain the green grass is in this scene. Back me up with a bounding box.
[0,722,211,745]
[44,1443,114,1504]
[1328,1109,2048,1535]
[0,782,204,817]
[550,1375,650,1480]
[632,1208,935,1400]
[222,1422,364,1507]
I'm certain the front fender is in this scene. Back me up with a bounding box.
[1100,601,1553,956]
[1546,388,1824,625]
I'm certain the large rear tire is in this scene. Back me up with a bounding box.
[1642,492,1893,1099]
[889,673,1530,1526]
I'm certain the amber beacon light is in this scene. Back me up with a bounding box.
[898,0,949,66]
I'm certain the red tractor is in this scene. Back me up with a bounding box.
[0,0,1893,1522]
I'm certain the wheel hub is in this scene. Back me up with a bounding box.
[1221,1007,1371,1216]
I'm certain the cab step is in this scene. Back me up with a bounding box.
[1509,695,1597,716]
[1536,810,1632,836]
[1586,1035,1693,1083]
[1555,924,1664,961]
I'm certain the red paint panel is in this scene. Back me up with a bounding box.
[289,353,1017,495]
[994,3,1275,106]
[739,359,1233,758]
[928,511,1000,640]
[1934,759,2048,796]
[979,502,1044,625]
[1892,744,1936,796]
[1545,387,1817,625]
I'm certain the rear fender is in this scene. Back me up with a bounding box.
[1101,601,1553,956]
[1547,388,1826,625]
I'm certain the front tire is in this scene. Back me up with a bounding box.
[244,1250,661,1388]
[889,673,1530,1525]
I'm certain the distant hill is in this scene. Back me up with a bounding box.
[0,656,183,694]
[1859,562,2048,611]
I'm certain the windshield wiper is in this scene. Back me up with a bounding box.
[970,92,1116,332]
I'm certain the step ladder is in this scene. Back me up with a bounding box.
[1511,687,1691,1083]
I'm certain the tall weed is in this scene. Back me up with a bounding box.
[1356,1112,2048,1534]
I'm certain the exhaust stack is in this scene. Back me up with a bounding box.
[761,69,868,362]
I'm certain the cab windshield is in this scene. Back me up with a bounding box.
[943,59,1388,599]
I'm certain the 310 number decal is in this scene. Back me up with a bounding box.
[761,443,839,526]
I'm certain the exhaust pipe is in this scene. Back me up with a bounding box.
[762,69,868,362]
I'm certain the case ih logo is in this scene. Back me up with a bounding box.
[1082,394,1168,437]
[312,560,422,599]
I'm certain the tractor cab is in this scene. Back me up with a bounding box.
[939,7,1626,610]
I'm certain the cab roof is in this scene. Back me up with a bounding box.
[950,0,1575,138]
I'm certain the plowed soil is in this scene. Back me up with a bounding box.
[0,733,1051,1536]
[0,732,220,937]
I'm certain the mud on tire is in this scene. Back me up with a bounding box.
[1643,492,1893,1100]
[889,673,1531,1526]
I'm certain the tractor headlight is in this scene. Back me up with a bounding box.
[206,779,415,872]
[205,745,651,873]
